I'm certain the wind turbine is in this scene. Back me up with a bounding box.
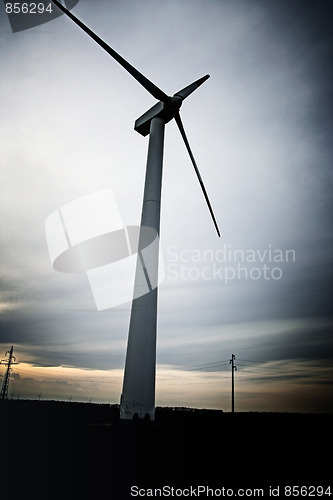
[51,0,220,420]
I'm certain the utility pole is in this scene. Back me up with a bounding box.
[1,346,17,400]
[230,354,237,413]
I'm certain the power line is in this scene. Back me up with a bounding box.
[237,359,267,364]
[186,360,230,371]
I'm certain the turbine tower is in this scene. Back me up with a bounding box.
[51,1,220,420]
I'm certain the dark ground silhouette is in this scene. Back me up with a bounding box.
[0,400,331,499]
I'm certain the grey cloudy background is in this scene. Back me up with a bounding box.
[0,0,332,411]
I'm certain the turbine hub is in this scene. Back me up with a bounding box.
[169,95,183,109]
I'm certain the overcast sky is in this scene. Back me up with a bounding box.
[0,0,332,412]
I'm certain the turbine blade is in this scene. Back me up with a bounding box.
[51,0,169,103]
[174,112,220,237]
[174,75,210,100]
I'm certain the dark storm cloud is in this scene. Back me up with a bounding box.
[236,319,333,362]
[0,304,129,369]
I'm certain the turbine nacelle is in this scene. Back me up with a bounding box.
[134,75,209,138]
[134,97,182,137]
